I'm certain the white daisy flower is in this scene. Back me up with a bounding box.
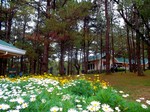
[16,105,22,110]
[82,110,88,112]
[87,105,95,112]
[50,106,60,112]
[68,108,78,112]
[139,97,145,100]
[146,100,150,105]
[103,86,108,89]
[115,107,121,112]
[9,99,17,102]
[30,97,36,102]
[59,108,63,111]
[16,98,24,104]
[75,99,80,103]
[47,87,54,92]
[122,94,129,98]
[141,104,148,109]
[76,104,82,108]
[0,104,10,110]
[7,110,19,112]
[78,108,83,111]
[136,99,141,103]
[41,99,46,103]
[21,103,28,109]
[62,94,71,101]
[119,91,124,93]
[102,104,114,112]
[91,101,101,107]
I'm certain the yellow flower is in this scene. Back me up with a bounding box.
[100,81,109,89]
[93,86,97,90]
[0,105,2,109]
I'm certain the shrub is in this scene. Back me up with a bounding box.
[0,77,150,112]
[63,80,94,97]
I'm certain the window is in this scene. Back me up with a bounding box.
[88,63,95,70]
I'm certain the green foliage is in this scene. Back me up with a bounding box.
[42,0,92,39]
[0,78,150,111]
[138,0,150,21]
[93,88,125,107]
[64,80,94,97]
[16,41,38,60]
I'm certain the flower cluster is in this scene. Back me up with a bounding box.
[0,78,60,111]
[118,90,129,98]
[0,76,149,112]
[136,97,150,109]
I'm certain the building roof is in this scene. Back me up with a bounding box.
[88,53,106,61]
[115,58,129,63]
[0,40,26,58]
[114,57,148,64]
[88,54,148,65]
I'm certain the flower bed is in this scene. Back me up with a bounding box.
[0,75,150,112]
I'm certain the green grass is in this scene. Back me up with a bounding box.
[60,70,150,101]
[98,70,150,100]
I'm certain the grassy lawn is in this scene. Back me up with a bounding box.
[96,71,150,101]
[60,70,150,101]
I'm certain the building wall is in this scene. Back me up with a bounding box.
[87,57,149,72]
[88,58,114,71]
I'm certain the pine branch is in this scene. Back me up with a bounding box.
[113,0,150,46]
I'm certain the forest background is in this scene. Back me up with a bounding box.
[0,0,150,76]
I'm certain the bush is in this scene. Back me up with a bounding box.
[63,80,94,97]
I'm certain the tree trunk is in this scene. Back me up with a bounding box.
[5,13,8,41]
[111,19,115,70]
[83,42,88,74]
[20,56,23,72]
[41,40,49,73]
[135,6,144,76]
[5,13,13,42]
[70,45,73,75]
[83,17,89,74]
[31,60,35,74]
[86,43,89,74]
[59,41,65,75]
[126,24,132,72]
[100,32,103,73]
[7,18,12,40]
[41,0,51,74]
[29,61,32,73]
[74,48,80,75]
[3,59,7,76]
[37,55,40,74]
[0,4,1,33]
[105,0,110,74]
[136,35,144,76]
[67,48,70,75]
[131,29,136,72]
[30,59,37,74]
[147,46,150,69]
[0,59,2,76]
[124,56,127,73]
[142,41,145,71]
[20,20,26,73]
[34,59,37,73]
[0,59,4,76]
